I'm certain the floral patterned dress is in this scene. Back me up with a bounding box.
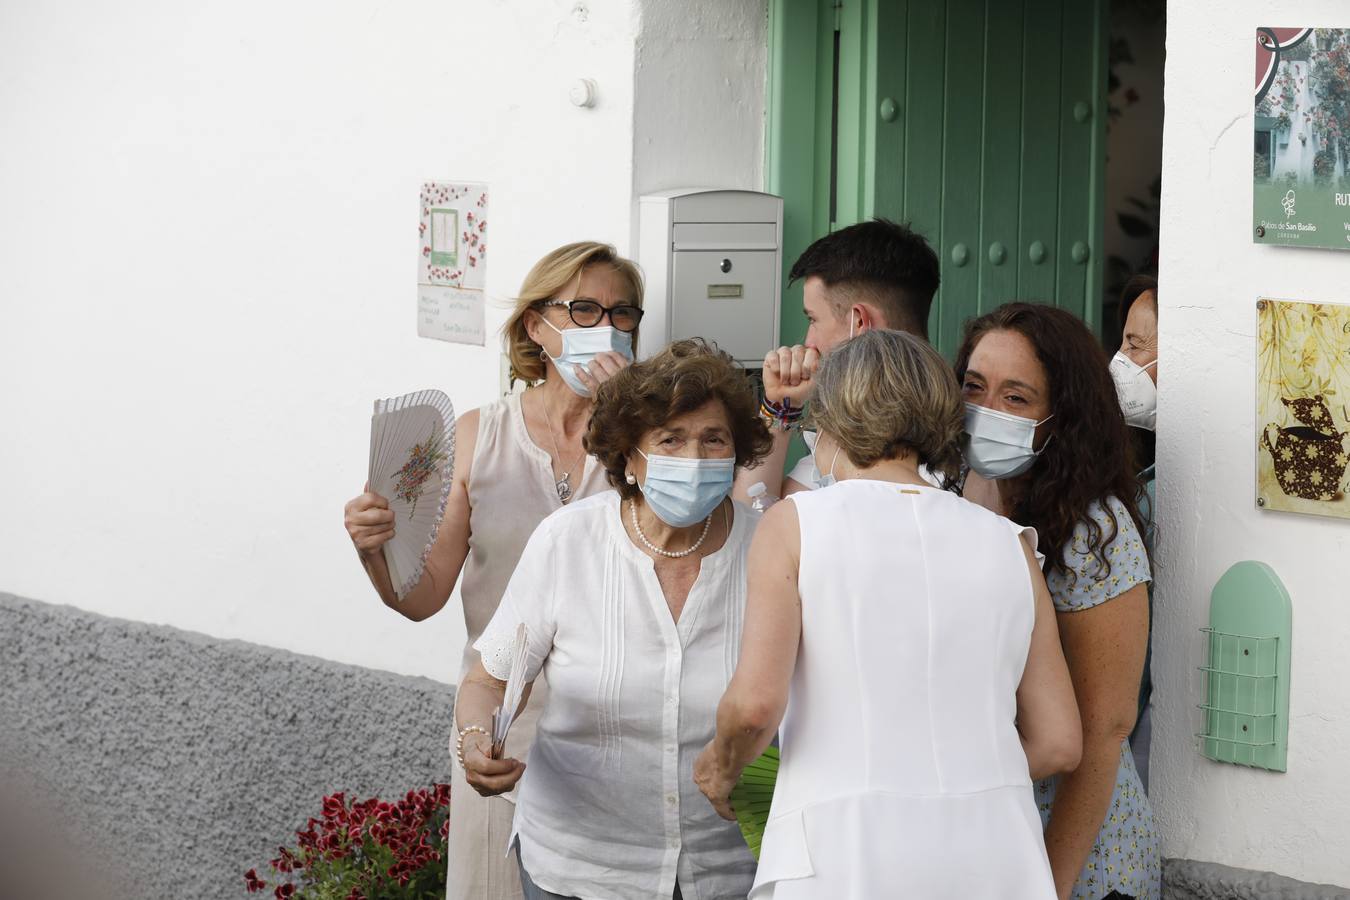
[1036,496,1161,900]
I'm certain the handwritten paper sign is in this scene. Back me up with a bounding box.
[418,182,487,344]
[418,285,485,345]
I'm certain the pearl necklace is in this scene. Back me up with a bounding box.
[628,500,712,558]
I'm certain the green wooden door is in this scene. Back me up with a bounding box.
[768,0,1108,358]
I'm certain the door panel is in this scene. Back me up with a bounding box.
[1054,0,1104,331]
[979,0,1027,325]
[864,0,906,222]
[771,0,1107,359]
[935,0,988,353]
[1016,1,1066,312]
[898,3,947,255]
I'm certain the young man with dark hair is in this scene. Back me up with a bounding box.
[735,218,941,499]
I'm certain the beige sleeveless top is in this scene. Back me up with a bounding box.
[458,390,609,680]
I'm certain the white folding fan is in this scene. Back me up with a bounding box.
[367,389,456,600]
[490,623,531,759]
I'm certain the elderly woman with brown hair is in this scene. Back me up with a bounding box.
[455,339,772,900]
[342,241,643,900]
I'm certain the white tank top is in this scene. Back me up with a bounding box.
[750,479,1055,898]
[458,391,609,679]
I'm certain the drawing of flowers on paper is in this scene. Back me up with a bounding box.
[393,429,450,520]
[419,182,488,290]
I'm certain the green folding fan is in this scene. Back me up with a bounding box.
[729,745,779,860]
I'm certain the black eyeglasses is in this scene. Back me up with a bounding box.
[541,298,644,333]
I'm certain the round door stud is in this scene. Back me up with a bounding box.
[880,97,899,122]
[951,243,969,267]
[988,242,1007,265]
[1071,241,1090,263]
[719,258,732,273]
[1073,101,1092,123]
[1028,241,1047,264]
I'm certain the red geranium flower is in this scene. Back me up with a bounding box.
[246,784,451,897]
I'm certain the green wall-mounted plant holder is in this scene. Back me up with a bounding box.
[1195,561,1292,772]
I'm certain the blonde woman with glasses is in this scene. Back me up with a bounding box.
[695,329,1081,899]
[342,242,644,900]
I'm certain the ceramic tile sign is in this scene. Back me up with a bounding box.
[418,182,487,345]
[1256,298,1350,519]
[1254,29,1350,251]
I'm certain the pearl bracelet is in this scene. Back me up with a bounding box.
[456,725,490,769]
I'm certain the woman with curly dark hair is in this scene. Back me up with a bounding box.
[955,302,1159,900]
[454,338,772,900]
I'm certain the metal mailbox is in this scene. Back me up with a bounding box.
[637,189,783,367]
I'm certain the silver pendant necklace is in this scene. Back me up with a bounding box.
[538,391,587,504]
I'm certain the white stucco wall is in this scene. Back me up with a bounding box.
[0,0,765,683]
[632,0,767,208]
[1154,6,1350,887]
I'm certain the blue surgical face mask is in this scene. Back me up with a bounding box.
[962,402,1054,480]
[543,319,634,397]
[636,450,735,527]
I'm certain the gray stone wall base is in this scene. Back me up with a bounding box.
[9,593,1350,899]
[1165,858,1350,899]
[0,592,455,900]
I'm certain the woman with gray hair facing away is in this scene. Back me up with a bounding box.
[695,329,1082,899]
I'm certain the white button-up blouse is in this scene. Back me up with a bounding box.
[474,490,759,900]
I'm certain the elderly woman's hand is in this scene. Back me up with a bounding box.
[459,732,527,798]
[693,742,737,821]
[571,350,631,396]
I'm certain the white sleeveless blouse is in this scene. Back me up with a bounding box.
[752,480,1055,900]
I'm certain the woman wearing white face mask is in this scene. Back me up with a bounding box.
[456,339,772,900]
[955,303,1159,900]
[341,241,642,900]
[1110,274,1160,792]
[1110,275,1160,437]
